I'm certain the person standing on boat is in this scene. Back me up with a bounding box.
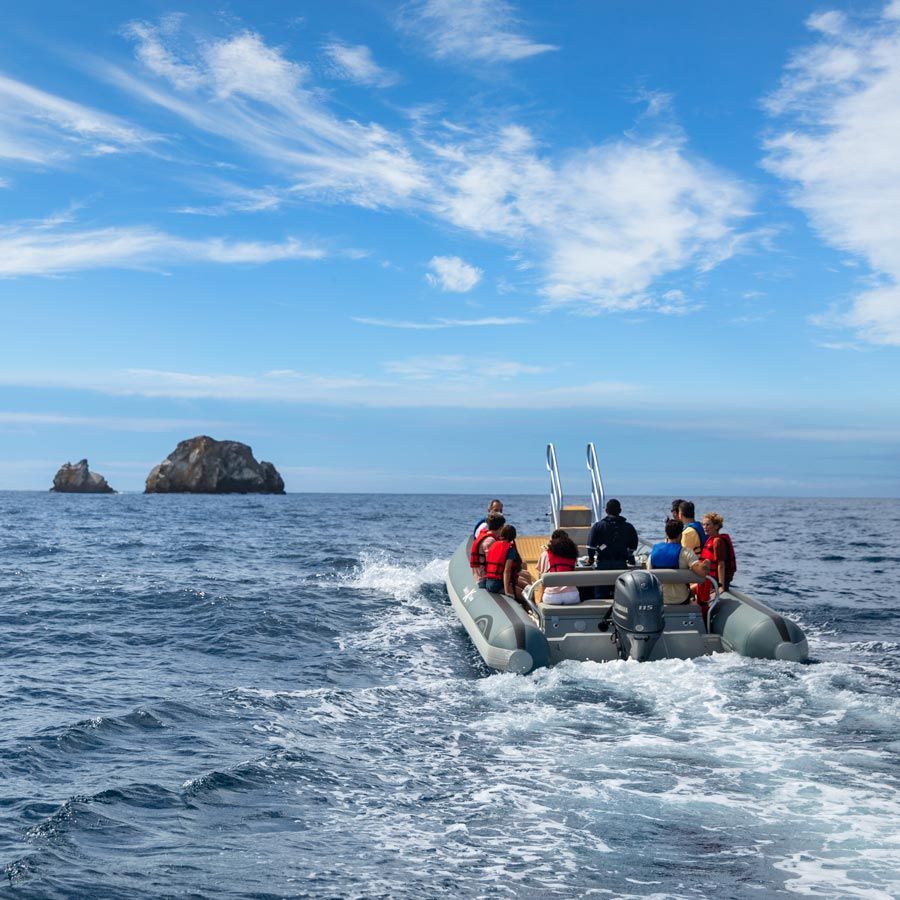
[537,530,581,605]
[677,500,707,554]
[648,520,709,604]
[586,499,639,599]
[695,512,737,613]
[470,513,505,587]
[473,499,503,538]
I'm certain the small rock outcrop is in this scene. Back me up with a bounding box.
[51,459,116,494]
[145,436,285,494]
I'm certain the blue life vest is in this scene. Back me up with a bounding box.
[650,542,682,569]
[686,521,707,547]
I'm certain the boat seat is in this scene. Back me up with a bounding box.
[540,598,612,614]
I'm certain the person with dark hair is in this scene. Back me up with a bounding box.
[537,529,580,605]
[648,519,709,604]
[469,513,505,586]
[483,524,525,599]
[677,500,707,555]
[669,498,685,524]
[473,499,504,538]
[586,498,639,599]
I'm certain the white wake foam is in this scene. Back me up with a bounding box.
[341,552,448,603]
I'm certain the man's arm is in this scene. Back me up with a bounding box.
[626,523,639,553]
[690,559,710,577]
[682,547,709,578]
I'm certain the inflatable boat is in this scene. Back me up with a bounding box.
[446,444,808,675]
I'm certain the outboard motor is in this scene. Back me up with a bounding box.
[612,571,665,662]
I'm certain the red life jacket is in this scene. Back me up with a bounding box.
[484,539,520,584]
[546,551,576,572]
[699,533,737,588]
[469,531,495,569]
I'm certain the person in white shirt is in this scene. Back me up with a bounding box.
[537,529,581,606]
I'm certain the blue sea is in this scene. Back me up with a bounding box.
[1,491,899,899]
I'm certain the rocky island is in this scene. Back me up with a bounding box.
[145,436,285,494]
[51,459,116,493]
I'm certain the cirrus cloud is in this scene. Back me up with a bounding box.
[764,1,900,346]
[399,0,558,63]
[0,214,324,277]
[18,17,752,315]
[0,71,158,164]
[323,41,398,87]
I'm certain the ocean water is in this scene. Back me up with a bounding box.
[1,491,899,899]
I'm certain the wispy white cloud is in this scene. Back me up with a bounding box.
[67,18,749,309]
[323,41,398,87]
[124,16,205,92]
[175,181,286,215]
[764,2,900,346]
[10,367,896,431]
[399,0,558,63]
[110,21,428,208]
[438,125,751,312]
[0,72,158,164]
[384,354,544,380]
[0,217,324,277]
[0,366,638,410]
[206,32,308,101]
[611,413,900,444]
[351,315,527,329]
[656,289,700,316]
[0,411,231,432]
[816,340,865,351]
[425,254,482,291]
[806,10,848,37]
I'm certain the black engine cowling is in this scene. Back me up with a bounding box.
[612,571,665,661]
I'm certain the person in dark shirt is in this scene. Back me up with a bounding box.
[587,499,639,599]
[669,498,685,524]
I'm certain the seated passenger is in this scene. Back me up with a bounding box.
[483,524,525,600]
[537,529,580,605]
[695,512,737,613]
[469,513,505,587]
[473,499,504,538]
[648,519,709,604]
[677,500,707,555]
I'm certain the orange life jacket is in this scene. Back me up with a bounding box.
[546,551,576,572]
[469,531,495,570]
[701,533,736,586]
[484,539,520,584]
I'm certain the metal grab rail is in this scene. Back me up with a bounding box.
[586,442,605,524]
[546,443,563,530]
[521,582,544,619]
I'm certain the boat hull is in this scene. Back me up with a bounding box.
[447,540,808,673]
[446,541,550,674]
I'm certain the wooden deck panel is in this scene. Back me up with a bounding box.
[516,535,550,571]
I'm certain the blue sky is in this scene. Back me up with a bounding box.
[1,0,898,495]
